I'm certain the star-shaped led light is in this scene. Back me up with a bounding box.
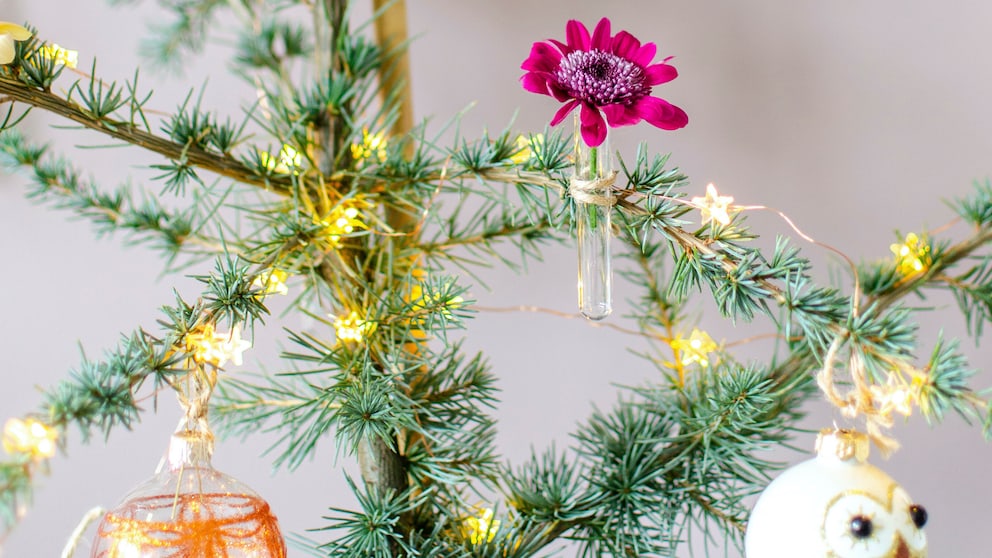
[509,133,544,165]
[185,324,251,367]
[463,508,500,545]
[3,417,57,459]
[889,232,930,276]
[39,43,78,68]
[216,325,252,367]
[691,183,734,226]
[871,372,921,418]
[670,328,719,367]
[261,144,302,174]
[333,311,376,344]
[252,268,289,297]
[316,199,368,247]
[350,127,387,164]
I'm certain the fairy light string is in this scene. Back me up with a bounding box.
[481,177,946,451]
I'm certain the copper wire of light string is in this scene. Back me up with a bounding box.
[502,180,910,441]
[676,194,973,452]
[732,203,863,314]
[649,192,910,445]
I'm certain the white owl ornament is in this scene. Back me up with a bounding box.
[745,428,928,558]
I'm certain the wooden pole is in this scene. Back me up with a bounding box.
[372,0,414,146]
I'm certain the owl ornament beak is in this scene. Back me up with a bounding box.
[894,536,925,558]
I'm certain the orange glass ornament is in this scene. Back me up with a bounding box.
[90,430,286,557]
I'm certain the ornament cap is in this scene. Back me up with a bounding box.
[815,428,869,463]
[167,429,214,470]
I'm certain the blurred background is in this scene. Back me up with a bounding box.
[2,0,991,556]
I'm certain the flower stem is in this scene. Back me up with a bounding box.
[588,146,599,228]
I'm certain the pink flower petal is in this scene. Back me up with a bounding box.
[632,42,657,67]
[550,99,580,126]
[591,18,612,51]
[602,103,642,127]
[548,81,572,102]
[611,31,641,60]
[645,63,678,85]
[566,19,591,51]
[580,103,608,147]
[521,42,562,72]
[549,38,572,55]
[633,96,689,130]
[521,72,552,96]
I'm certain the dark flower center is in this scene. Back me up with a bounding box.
[555,49,649,107]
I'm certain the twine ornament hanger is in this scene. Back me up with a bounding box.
[570,170,619,207]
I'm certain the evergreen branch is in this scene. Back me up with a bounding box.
[139,0,228,66]
[865,226,992,312]
[944,261,992,338]
[0,129,222,256]
[0,254,279,529]
[0,77,293,195]
[0,458,32,535]
[917,337,987,424]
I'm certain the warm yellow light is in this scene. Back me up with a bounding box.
[889,232,930,276]
[350,128,387,163]
[0,22,31,65]
[3,417,57,459]
[252,268,289,297]
[887,387,914,417]
[463,508,500,545]
[113,540,142,558]
[333,311,376,344]
[39,43,78,68]
[872,373,920,418]
[509,133,543,165]
[691,183,734,226]
[261,144,302,174]
[410,282,464,315]
[217,325,252,367]
[185,324,251,367]
[317,200,367,246]
[670,328,718,367]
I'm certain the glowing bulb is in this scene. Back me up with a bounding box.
[691,183,734,226]
[261,144,302,174]
[509,133,543,165]
[350,128,388,163]
[317,200,367,246]
[871,373,920,418]
[252,269,289,296]
[185,324,251,367]
[216,325,252,367]
[39,43,78,68]
[3,417,57,459]
[889,232,930,276]
[114,540,143,558]
[463,508,500,545]
[333,311,376,344]
[670,328,718,367]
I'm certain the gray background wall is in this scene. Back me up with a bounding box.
[1,1,991,556]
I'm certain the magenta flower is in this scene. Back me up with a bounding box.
[521,17,688,147]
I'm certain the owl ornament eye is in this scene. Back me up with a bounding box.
[745,429,928,558]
